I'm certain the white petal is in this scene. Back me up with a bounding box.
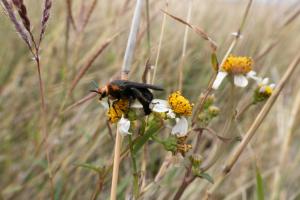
[246,71,259,81]
[269,83,275,89]
[117,117,131,136]
[150,99,170,112]
[262,78,269,85]
[167,110,176,119]
[212,71,228,89]
[151,99,169,105]
[234,75,248,87]
[171,117,188,137]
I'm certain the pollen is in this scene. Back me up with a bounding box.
[168,91,193,116]
[107,99,130,123]
[222,55,253,74]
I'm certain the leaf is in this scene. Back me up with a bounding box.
[256,166,265,200]
[75,163,102,174]
[54,179,63,200]
[132,118,162,154]
[198,172,214,184]
[211,53,219,71]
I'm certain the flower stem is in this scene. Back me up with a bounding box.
[129,135,139,198]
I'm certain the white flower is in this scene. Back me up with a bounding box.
[117,116,131,136]
[212,55,257,89]
[212,70,258,89]
[150,99,188,137]
[171,117,188,137]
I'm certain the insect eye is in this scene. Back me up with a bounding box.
[101,91,107,98]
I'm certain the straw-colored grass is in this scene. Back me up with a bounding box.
[1,0,300,199]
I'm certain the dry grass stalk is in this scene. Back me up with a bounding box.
[81,0,98,31]
[178,0,192,91]
[205,52,300,199]
[162,9,217,53]
[151,0,168,84]
[1,0,54,198]
[66,0,77,31]
[63,93,97,113]
[69,32,120,95]
[111,1,144,199]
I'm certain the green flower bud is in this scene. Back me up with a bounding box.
[208,106,220,118]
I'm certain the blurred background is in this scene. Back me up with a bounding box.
[1,0,300,199]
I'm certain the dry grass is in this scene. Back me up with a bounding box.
[1,0,300,199]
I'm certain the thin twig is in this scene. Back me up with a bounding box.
[151,0,168,84]
[178,0,192,91]
[68,32,120,95]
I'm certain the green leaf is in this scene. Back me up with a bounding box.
[198,172,214,184]
[132,118,162,154]
[75,163,102,174]
[256,166,265,200]
[211,53,219,71]
[54,179,63,200]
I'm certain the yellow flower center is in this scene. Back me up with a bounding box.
[107,99,129,123]
[168,91,193,116]
[222,55,253,74]
[259,85,273,96]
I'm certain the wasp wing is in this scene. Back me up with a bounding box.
[130,88,152,115]
[111,80,164,91]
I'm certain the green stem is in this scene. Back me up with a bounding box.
[129,135,139,198]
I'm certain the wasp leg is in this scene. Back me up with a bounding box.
[107,98,111,108]
[130,88,152,115]
[111,99,119,115]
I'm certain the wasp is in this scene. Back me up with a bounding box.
[91,80,164,115]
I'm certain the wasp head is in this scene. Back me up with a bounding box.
[90,86,108,100]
